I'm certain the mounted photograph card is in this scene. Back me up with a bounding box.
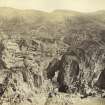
[0,0,105,105]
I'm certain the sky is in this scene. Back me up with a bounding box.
[0,0,105,12]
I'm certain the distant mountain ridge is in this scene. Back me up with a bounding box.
[0,7,105,45]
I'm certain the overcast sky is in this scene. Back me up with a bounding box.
[0,0,105,12]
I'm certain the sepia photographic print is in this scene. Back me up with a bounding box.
[0,0,105,105]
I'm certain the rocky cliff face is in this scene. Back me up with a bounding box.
[0,37,56,105]
[47,40,105,96]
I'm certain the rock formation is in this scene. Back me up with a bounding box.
[47,40,105,97]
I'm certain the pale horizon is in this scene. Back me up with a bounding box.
[0,0,105,12]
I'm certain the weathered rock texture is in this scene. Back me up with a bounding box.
[47,40,105,95]
[0,38,55,105]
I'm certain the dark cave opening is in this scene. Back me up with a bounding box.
[58,84,69,93]
[96,69,105,89]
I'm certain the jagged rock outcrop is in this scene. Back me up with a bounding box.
[47,40,105,96]
[0,38,49,105]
